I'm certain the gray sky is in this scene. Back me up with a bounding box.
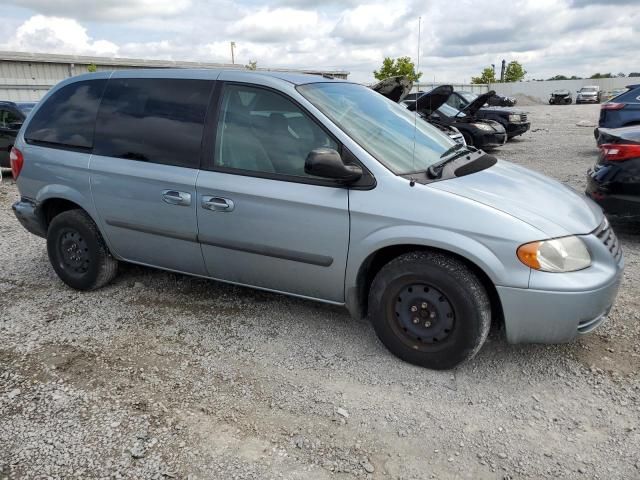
[1,0,638,83]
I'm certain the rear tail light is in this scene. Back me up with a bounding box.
[601,102,625,110]
[9,147,24,178]
[599,143,640,161]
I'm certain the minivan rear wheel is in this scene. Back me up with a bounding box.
[368,251,490,370]
[47,209,118,290]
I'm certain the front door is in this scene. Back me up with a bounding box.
[196,83,350,302]
[89,77,214,275]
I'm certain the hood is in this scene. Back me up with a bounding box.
[461,90,496,116]
[407,85,453,114]
[431,160,603,237]
[370,76,413,103]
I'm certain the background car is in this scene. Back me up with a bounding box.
[586,125,640,219]
[576,85,601,104]
[447,90,530,139]
[549,89,573,105]
[597,84,640,133]
[486,93,517,107]
[0,101,34,168]
[403,86,507,149]
[373,80,466,146]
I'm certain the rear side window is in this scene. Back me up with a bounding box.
[25,80,106,150]
[94,78,212,168]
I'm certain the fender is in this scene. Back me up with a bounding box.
[344,224,530,318]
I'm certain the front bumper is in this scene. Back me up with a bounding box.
[480,132,508,148]
[577,97,599,103]
[12,198,47,238]
[498,222,624,344]
[506,122,531,138]
[498,274,622,343]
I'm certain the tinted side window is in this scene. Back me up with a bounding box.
[214,84,338,177]
[25,80,106,149]
[94,78,212,168]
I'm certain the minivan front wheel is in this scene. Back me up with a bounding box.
[368,251,491,370]
[47,209,118,290]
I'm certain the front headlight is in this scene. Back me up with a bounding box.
[473,122,494,131]
[508,114,521,122]
[517,236,591,272]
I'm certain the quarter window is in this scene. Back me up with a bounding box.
[94,78,212,168]
[214,84,338,177]
[24,80,106,149]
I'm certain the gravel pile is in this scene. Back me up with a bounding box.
[1,104,639,479]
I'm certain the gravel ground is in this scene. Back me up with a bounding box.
[1,104,639,480]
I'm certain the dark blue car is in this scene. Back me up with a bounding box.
[595,84,640,142]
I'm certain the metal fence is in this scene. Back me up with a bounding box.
[0,50,350,102]
[413,83,489,94]
[489,77,636,103]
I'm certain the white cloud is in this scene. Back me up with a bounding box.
[227,8,323,42]
[1,1,639,83]
[5,0,192,21]
[2,15,118,56]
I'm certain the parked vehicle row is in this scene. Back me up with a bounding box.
[445,90,530,139]
[10,70,623,370]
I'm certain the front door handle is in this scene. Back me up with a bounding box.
[162,190,191,206]
[202,196,234,212]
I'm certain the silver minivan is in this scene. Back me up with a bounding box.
[11,70,624,369]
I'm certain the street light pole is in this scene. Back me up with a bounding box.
[230,42,236,65]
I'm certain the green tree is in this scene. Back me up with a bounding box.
[589,72,613,79]
[373,56,422,83]
[629,72,640,77]
[504,61,526,82]
[547,74,568,81]
[471,67,496,84]
[569,75,582,80]
[87,63,97,73]
[245,60,257,71]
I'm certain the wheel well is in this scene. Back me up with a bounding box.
[40,198,83,229]
[355,245,503,328]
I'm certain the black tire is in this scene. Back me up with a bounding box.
[549,98,554,105]
[47,209,118,290]
[368,251,491,370]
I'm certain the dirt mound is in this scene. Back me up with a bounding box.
[512,94,542,106]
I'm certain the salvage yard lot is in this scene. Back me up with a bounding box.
[1,103,639,479]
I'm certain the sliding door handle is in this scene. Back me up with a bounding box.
[162,190,191,206]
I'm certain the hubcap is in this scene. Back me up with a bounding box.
[393,283,455,348]
[59,229,90,274]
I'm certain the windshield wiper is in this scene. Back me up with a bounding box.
[426,144,468,179]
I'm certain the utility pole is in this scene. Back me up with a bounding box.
[230,42,236,65]
[500,59,506,82]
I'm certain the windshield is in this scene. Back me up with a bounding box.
[580,87,597,93]
[298,82,458,174]
[437,103,466,118]
[459,92,477,103]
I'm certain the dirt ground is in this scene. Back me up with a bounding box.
[1,103,639,479]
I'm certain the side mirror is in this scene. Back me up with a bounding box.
[305,148,362,183]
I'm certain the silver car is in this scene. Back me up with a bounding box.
[576,85,602,104]
[11,70,624,369]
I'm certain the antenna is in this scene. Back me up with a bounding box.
[411,16,422,176]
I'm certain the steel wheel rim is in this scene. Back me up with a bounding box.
[58,228,90,274]
[392,283,455,350]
